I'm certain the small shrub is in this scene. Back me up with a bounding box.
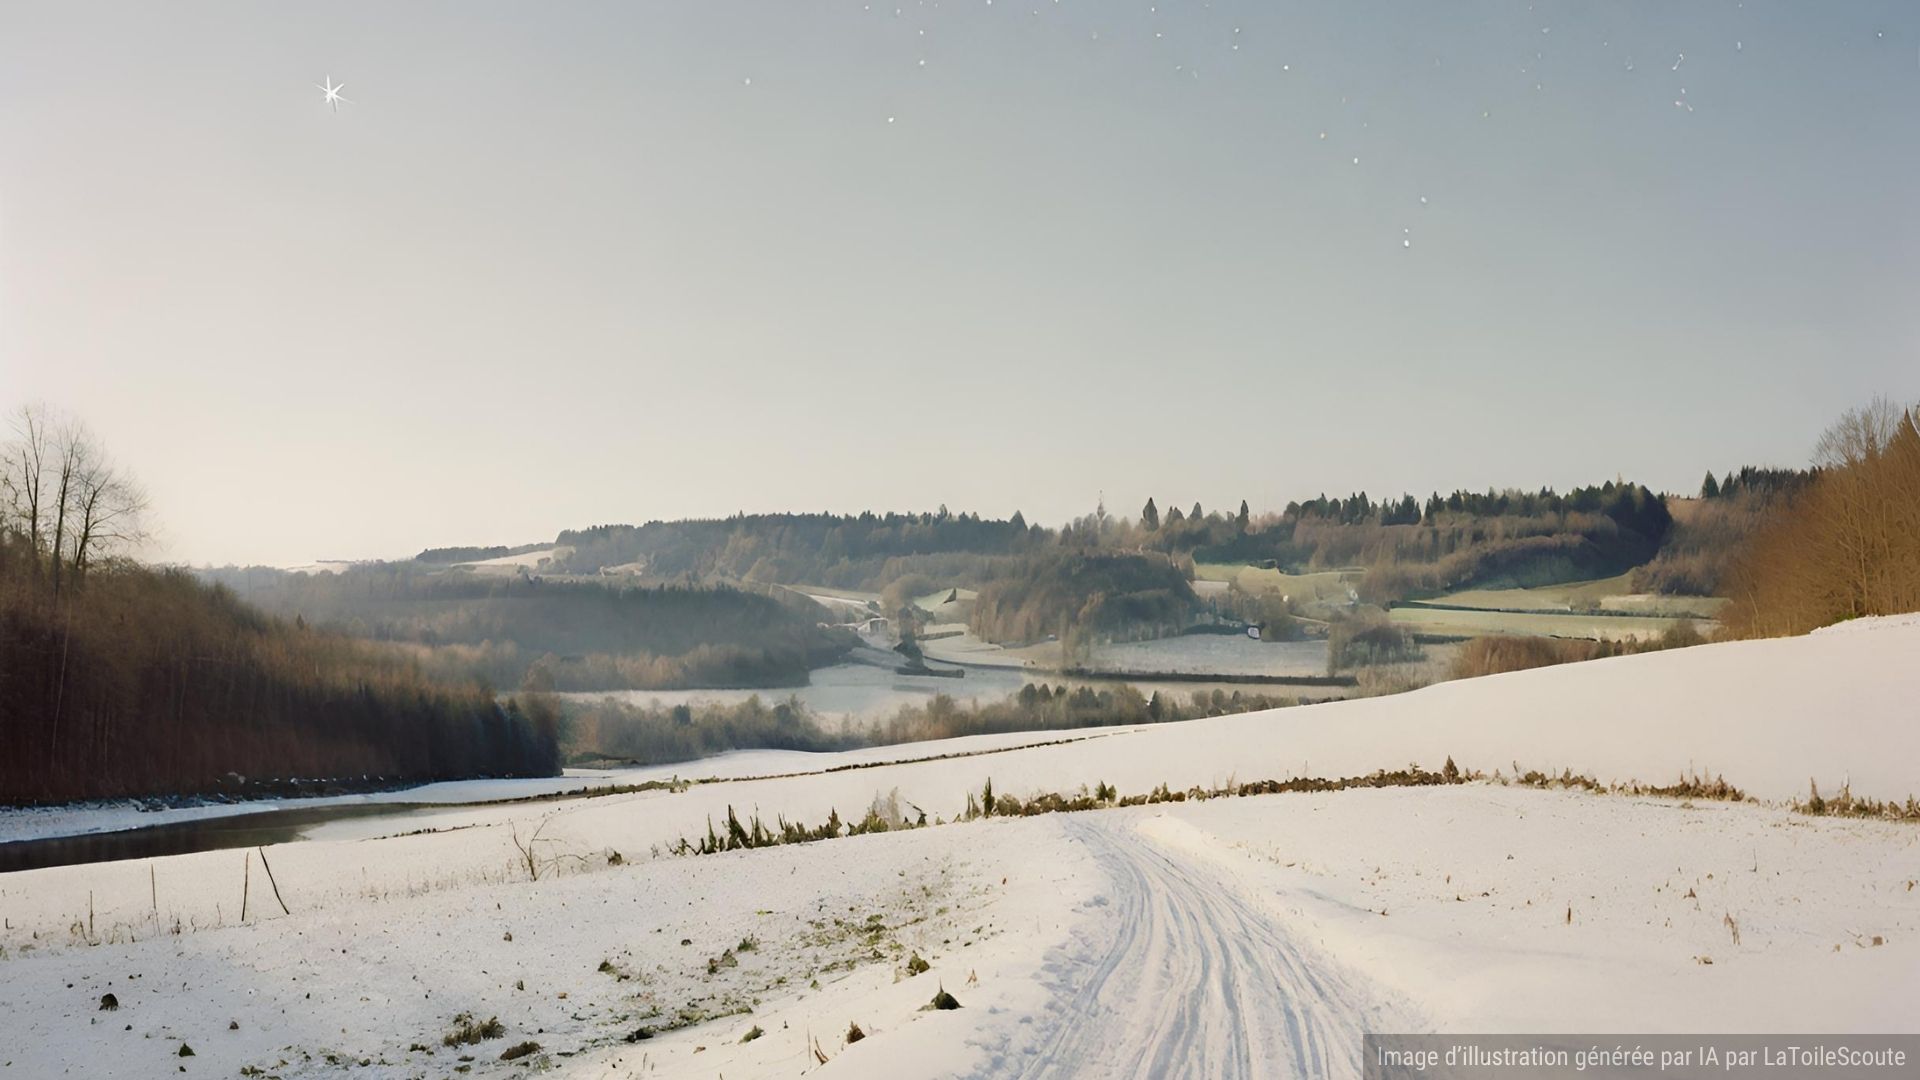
[1327,614,1422,672]
[906,952,930,976]
[846,1021,866,1044]
[740,1025,764,1044]
[1355,665,1431,698]
[1453,635,1590,679]
[1794,779,1920,821]
[443,1014,505,1047]
[499,1041,540,1061]
[1660,619,1704,649]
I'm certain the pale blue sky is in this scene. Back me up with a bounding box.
[3,1,1915,565]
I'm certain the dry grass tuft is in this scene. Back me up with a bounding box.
[442,1013,504,1047]
[1796,779,1920,821]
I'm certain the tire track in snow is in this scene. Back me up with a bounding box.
[986,813,1399,1080]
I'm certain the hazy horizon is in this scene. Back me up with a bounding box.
[4,1,1916,566]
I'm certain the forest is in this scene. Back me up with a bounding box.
[550,510,1043,588]
[967,553,1198,653]
[1721,398,1920,637]
[538,486,1678,646]
[0,408,557,802]
[1629,467,1818,595]
[192,565,853,692]
[1164,482,1676,602]
[562,681,1303,768]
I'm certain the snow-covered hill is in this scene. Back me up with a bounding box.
[3,617,1917,1078]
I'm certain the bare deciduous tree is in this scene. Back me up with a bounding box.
[64,440,148,582]
[1,406,147,592]
[2,405,54,568]
[1813,394,1906,469]
[47,416,82,598]
[1727,397,1920,636]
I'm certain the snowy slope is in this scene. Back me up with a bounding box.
[7,619,1917,960]
[3,791,1912,1079]
[0,731,1120,846]
[3,617,1917,1078]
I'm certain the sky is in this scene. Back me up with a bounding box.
[2,1,1916,566]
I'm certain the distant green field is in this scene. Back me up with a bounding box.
[790,584,881,603]
[1192,564,1361,602]
[1387,605,1697,642]
[1190,564,1722,638]
[1419,573,1724,619]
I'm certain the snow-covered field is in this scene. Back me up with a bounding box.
[4,616,1918,1077]
[276,560,361,576]
[918,624,1347,687]
[560,647,1345,735]
[1085,635,1330,677]
[0,731,1124,847]
[456,547,571,574]
[561,661,1043,727]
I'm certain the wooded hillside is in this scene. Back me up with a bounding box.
[194,566,851,692]
[1,408,558,803]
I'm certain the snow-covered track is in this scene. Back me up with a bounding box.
[990,814,1397,1080]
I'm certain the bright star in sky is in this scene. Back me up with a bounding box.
[316,75,350,113]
